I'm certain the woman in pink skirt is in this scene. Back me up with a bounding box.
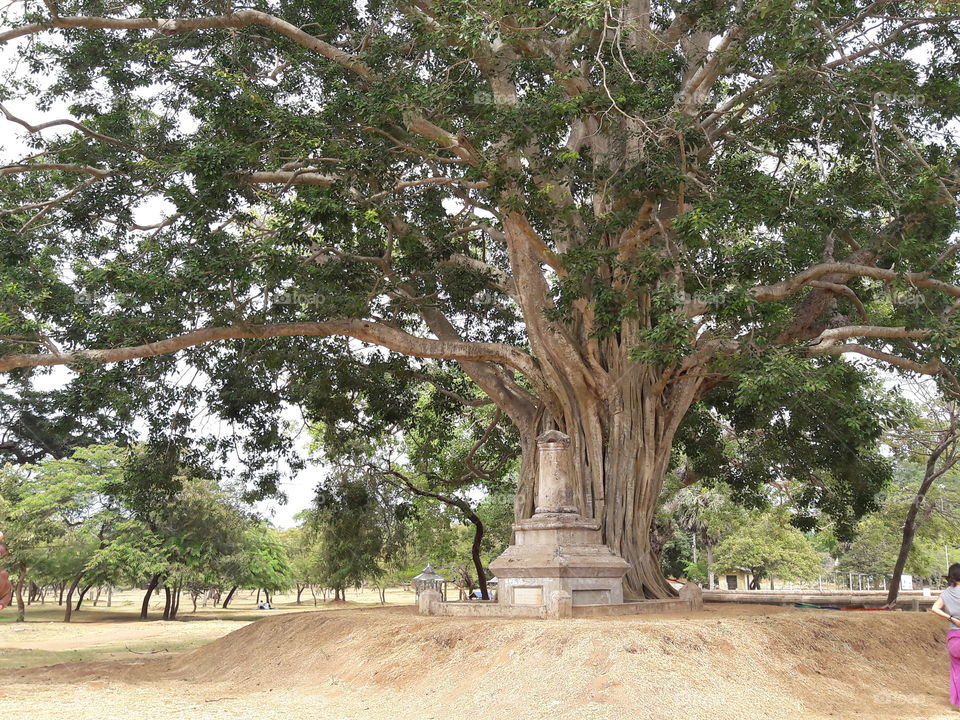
[932,563,960,708]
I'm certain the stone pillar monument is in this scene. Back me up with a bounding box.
[489,430,630,616]
[534,430,578,514]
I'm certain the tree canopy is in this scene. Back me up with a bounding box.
[1,0,959,596]
[713,510,824,587]
[0,443,300,619]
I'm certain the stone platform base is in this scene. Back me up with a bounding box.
[417,592,697,619]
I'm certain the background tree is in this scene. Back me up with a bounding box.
[308,475,387,601]
[105,442,216,619]
[0,441,313,618]
[351,388,517,600]
[0,444,125,621]
[145,475,250,619]
[714,510,824,589]
[231,524,294,606]
[663,481,744,589]
[281,525,322,605]
[400,490,513,600]
[0,531,11,610]
[831,455,960,590]
[2,1,960,597]
[884,393,960,605]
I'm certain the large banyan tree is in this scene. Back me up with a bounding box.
[1,1,959,597]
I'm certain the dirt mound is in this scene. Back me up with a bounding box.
[5,605,955,719]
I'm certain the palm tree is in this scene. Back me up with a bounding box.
[666,485,731,590]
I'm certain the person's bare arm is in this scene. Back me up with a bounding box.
[0,531,11,611]
[931,596,960,626]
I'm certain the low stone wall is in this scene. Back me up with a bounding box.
[425,600,547,619]
[571,598,693,618]
[704,590,934,611]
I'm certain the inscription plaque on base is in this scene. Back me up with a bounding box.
[513,586,544,605]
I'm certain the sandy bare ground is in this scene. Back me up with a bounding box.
[0,586,413,668]
[2,597,958,720]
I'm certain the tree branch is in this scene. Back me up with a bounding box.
[0,163,113,178]
[416,304,543,428]
[807,280,868,320]
[245,170,338,187]
[1,175,106,218]
[752,262,960,303]
[0,102,129,147]
[1,166,337,221]
[809,325,930,349]
[1,14,482,181]
[367,177,489,202]
[808,343,941,374]
[401,112,481,165]
[0,320,541,379]
[0,11,372,79]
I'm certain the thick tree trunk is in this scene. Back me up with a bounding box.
[74,583,91,611]
[15,563,26,622]
[162,585,172,620]
[170,583,181,619]
[511,366,702,599]
[706,542,715,591]
[494,206,709,600]
[140,574,160,619]
[222,585,238,609]
[468,517,489,600]
[63,572,84,623]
